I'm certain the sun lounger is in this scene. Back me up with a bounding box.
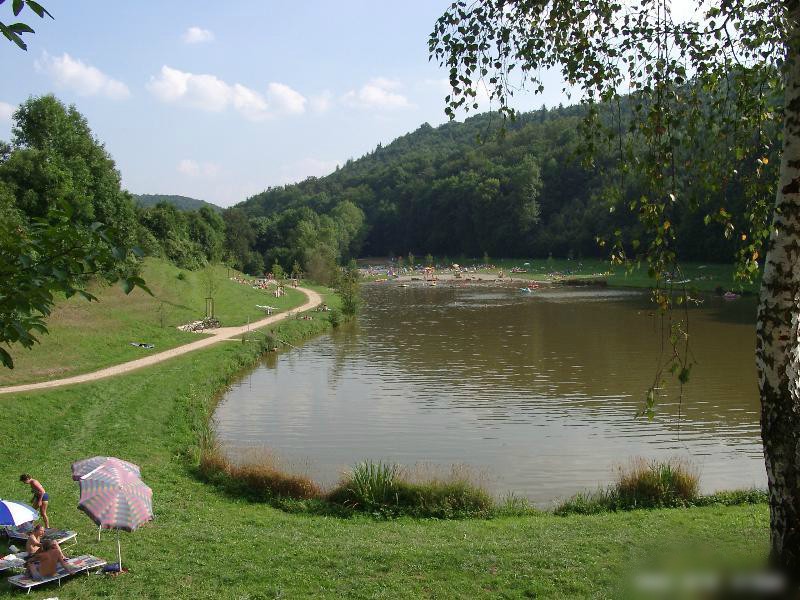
[0,553,26,572]
[3,526,77,547]
[7,554,107,594]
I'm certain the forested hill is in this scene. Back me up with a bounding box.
[133,194,221,212]
[236,103,774,263]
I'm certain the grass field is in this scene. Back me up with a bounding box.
[0,297,770,598]
[0,259,306,386]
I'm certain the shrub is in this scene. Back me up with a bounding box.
[328,461,493,517]
[554,457,700,515]
[615,457,699,508]
[177,271,187,281]
[328,308,341,328]
[329,461,399,510]
[262,333,278,352]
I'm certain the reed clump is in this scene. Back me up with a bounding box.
[555,457,701,515]
[328,461,493,518]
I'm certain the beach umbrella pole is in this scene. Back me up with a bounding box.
[117,529,122,571]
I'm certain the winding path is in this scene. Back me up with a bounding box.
[0,286,323,395]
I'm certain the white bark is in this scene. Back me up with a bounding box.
[756,4,800,571]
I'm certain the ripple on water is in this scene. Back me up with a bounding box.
[214,285,765,504]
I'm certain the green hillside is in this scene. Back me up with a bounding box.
[235,104,777,265]
[133,193,222,212]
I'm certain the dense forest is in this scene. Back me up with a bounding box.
[133,194,221,212]
[236,102,778,266]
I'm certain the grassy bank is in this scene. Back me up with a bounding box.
[0,294,770,598]
[0,258,306,386]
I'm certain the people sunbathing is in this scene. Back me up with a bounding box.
[25,524,45,557]
[25,540,73,580]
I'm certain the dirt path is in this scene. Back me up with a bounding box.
[0,286,323,395]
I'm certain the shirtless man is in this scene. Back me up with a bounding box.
[19,474,49,528]
[25,524,45,557]
[26,540,72,580]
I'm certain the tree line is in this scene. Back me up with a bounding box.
[236,101,777,265]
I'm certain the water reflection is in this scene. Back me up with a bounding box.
[214,285,765,505]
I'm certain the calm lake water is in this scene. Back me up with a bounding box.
[214,284,765,505]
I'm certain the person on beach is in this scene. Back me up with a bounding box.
[25,540,71,580]
[19,474,49,528]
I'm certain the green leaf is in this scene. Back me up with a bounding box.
[0,21,27,49]
[26,0,53,19]
[12,0,23,16]
[0,346,13,369]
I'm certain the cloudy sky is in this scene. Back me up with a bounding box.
[1,1,571,206]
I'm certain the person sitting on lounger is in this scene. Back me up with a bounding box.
[20,474,49,528]
[25,524,45,557]
[26,540,72,580]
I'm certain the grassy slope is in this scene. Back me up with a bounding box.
[0,302,769,599]
[0,259,305,386]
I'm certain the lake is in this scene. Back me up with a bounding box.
[214,283,765,505]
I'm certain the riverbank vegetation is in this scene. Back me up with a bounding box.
[0,314,771,597]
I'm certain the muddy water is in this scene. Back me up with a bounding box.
[214,284,764,505]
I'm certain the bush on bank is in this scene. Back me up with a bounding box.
[555,458,766,515]
[327,461,494,518]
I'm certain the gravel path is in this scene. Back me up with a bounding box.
[0,286,323,395]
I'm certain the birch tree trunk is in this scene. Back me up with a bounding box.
[757,4,800,573]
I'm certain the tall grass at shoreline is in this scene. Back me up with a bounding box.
[328,461,494,518]
[555,457,742,515]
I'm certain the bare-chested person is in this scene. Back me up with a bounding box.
[25,524,45,557]
[26,540,72,580]
[19,474,49,528]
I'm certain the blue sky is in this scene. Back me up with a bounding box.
[1,1,570,206]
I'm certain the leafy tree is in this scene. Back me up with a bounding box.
[271,261,285,280]
[222,208,257,272]
[430,0,797,571]
[425,253,434,267]
[0,96,147,368]
[338,260,361,317]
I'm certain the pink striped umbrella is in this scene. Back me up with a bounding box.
[73,457,153,570]
[71,456,141,481]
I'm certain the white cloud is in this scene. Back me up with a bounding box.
[267,82,306,115]
[178,159,220,178]
[147,66,305,121]
[231,83,270,121]
[182,26,214,44]
[343,77,411,110]
[0,101,14,122]
[35,52,130,100]
[309,90,332,113]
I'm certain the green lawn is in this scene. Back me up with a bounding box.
[0,259,306,386]
[0,302,770,599]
